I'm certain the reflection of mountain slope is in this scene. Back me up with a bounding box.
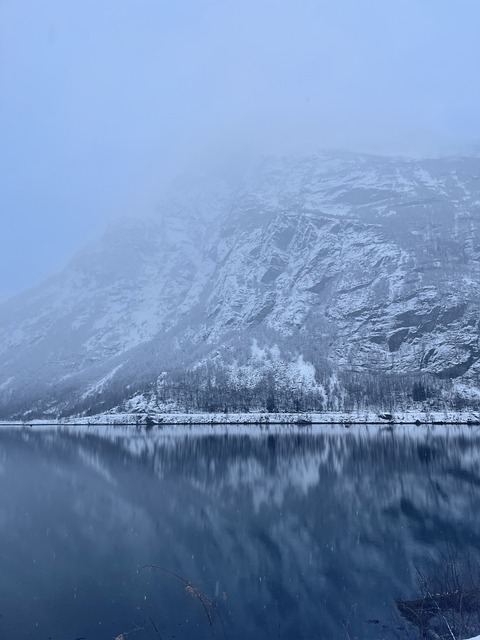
[1,426,480,639]
[2,153,480,417]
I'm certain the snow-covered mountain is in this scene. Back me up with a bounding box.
[2,152,480,419]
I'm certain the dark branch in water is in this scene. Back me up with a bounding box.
[397,547,480,639]
[139,564,227,639]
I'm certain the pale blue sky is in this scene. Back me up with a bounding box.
[1,0,480,299]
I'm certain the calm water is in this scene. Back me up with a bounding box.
[0,424,480,640]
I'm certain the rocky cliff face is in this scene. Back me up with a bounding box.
[2,152,480,418]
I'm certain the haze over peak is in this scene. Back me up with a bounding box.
[3,0,480,299]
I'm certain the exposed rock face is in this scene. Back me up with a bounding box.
[2,152,480,418]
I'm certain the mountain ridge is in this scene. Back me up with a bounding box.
[2,151,480,418]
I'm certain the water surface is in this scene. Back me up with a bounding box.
[0,424,479,640]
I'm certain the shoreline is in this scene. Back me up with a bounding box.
[1,410,480,427]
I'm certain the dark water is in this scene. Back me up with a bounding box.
[0,424,480,640]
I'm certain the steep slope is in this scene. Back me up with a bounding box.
[1,152,480,418]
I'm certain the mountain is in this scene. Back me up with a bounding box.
[2,151,480,419]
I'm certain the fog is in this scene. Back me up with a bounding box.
[1,0,480,300]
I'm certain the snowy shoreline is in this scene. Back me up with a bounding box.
[1,410,480,427]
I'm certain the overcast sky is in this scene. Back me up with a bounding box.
[1,0,480,300]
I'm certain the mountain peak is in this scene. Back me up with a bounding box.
[2,152,480,418]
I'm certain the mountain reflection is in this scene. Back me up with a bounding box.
[0,425,479,640]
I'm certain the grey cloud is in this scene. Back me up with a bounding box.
[1,0,479,299]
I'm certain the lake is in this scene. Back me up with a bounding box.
[0,424,479,640]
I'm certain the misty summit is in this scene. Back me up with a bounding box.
[1,152,480,420]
